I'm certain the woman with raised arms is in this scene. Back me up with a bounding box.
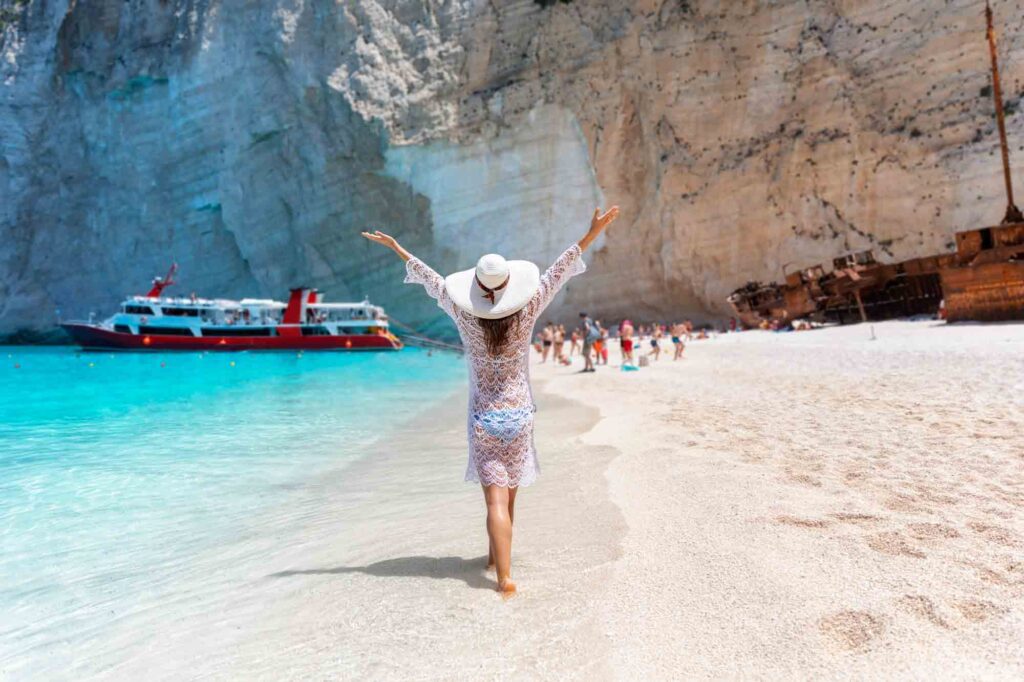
[362,206,619,596]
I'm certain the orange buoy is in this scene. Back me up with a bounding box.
[143,336,152,346]
[345,339,352,348]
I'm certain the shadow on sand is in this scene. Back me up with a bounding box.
[269,555,495,591]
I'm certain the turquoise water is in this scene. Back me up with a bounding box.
[0,346,465,674]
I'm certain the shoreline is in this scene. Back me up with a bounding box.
[75,361,627,680]
[10,320,1022,679]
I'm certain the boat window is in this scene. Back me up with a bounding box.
[125,305,155,315]
[138,326,195,336]
[980,228,994,250]
[301,326,332,336]
[201,327,274,337]
[114,324,132,334]
[163,307,200,317]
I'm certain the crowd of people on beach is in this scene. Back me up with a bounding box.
[533,314,721,371]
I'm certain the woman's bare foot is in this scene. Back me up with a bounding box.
[497,577,517,598]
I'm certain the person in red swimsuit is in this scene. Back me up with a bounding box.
[619,319,634,364]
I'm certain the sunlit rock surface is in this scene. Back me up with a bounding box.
[1,0,1022,340]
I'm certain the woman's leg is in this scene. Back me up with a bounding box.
[485,486,518,569]
[483,484,516,594]
[508,485,518,525]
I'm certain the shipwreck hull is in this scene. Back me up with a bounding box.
[940,261,1024,322]
[822,255,951,324]
[823,272,945,323]
[938,222,1024,322]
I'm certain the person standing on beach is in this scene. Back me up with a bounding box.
[579,312,599,373]
[648,325,663,361]
[553,324,565,364]
[620,319,635,366]
[540,323,554,363]
[569,329,580,356]
[362,206,620,596]
[671,322,686,360]
[594,321,609,366]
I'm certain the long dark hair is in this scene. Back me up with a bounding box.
[479,312,521,356]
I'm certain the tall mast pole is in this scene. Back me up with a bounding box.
[986,1,1023,223]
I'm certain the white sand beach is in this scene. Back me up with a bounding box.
[537,320,1024,679]
[57,320,1023,680]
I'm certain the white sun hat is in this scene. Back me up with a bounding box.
[444,254,541,320]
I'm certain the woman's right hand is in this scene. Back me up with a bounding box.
[361,229,399,249]
[361,229,412,261]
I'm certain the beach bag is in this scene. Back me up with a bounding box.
[638,355,649,368]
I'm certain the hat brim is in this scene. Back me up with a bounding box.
[444,261,540,320]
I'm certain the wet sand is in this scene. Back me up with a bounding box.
[93,370,625,680]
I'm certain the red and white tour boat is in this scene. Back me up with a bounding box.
[61,265,403,351]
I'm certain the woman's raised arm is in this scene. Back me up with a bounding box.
[362,229,459,318]
[524,206,620,317]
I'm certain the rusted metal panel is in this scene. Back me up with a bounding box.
[938,221,1024,322]
[941,262,1024,322]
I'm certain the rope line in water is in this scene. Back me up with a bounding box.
[388,316,464,353]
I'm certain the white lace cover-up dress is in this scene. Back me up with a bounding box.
[404,244,586,488]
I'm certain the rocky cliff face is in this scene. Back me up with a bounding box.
[2,0,1022,340]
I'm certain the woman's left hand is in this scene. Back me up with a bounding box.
[590,206,620,235]
[579,206,619,251]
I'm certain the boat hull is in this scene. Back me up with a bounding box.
[61,323,403,351]
[939,261,1024,322]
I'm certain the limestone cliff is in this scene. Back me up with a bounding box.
[1,0,1022,340]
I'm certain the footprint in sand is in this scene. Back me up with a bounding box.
[953,599,1006,623]
[784,470,823,487]
[882,493,929,513]
[897,595,951,629]
[818,610,887,650]
[906,522,960,541]
[865,531,926,559]
[842,469,868,486]
[830,512,884,526]
[967,522,1021,548]
[967,556,1024,587]
[775,515,831,529]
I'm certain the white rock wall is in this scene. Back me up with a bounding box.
[383,104,604,284]
[1,0,1022,339]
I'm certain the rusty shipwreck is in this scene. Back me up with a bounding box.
[728,2,1023,328]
